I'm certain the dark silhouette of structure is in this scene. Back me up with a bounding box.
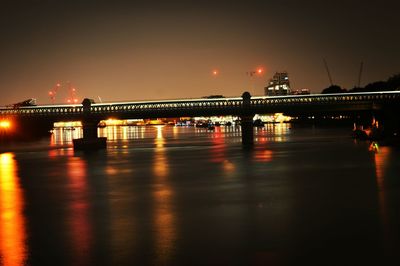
[1,91,400,149]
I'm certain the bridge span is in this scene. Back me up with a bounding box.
[1,91,400,148]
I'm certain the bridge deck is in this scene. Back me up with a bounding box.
[1,91,400,120]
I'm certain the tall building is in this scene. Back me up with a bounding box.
[264,72,291,96]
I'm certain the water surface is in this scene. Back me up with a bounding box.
[0,124,399,265]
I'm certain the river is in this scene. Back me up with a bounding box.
[0,124,399,265]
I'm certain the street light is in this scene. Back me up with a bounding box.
[0,120,11,129]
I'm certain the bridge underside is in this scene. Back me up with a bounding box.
[1,117,54,141]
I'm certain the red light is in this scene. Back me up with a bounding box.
[73,99,78,103]
[212,70,218,76]
[67,99,71,103]
[257,68,263,74]
[49,91,53,95]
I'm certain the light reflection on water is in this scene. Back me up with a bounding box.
[153,125,175,264]
[210,127,226,163]
[373,145,395,254]
[255,123,291,143]
[66,156,92,265]
[51,127,83,145]
[0,153,27,266]
[50,123,291,146]
[374,146,389,215]
[2,124,400,264]
[99,126,146,141]
[153,126,169,178]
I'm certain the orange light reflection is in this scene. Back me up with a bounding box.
[374,146,390,241]
[0,153,27,266]
[254,149,273,162]
[152,125,175,264]
[223,159,235,172]
[153,126,169,178]
[210,126,226,163]
[50,127,83,146]
[66,156,92,265]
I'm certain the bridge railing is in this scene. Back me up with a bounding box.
[1,91,400,117]
[0,105,83,116]
[89,97,243,114]
[251,91,400,106]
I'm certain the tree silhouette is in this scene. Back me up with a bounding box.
[321,85,346,94]
[386,73,400,90]
[347,73,400,93]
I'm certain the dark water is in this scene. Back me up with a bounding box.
[0,124,399,265]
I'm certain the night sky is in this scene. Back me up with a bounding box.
[1,0,399,105]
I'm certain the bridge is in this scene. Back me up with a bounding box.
[1,91,400,148]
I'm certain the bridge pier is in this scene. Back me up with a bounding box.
[241,92,254,147]
[82,119,100,140]
[241,115,254,146]
[73,98,107,150]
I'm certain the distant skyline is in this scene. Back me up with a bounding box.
[1,0,399,105]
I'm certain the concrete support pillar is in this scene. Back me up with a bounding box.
[241,115,254,146]
[73,98,106,150]
[241,92,254,147]
[82,119,99,140]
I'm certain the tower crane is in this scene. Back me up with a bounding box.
[323,59,333,86]
[357,61,363,88]
[66,82,79,104]
[48,82,79,104]
[48,82,61,104]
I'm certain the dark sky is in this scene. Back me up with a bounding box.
[1,0,399,105]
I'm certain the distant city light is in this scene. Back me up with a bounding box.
[104,119,121,126]
[53,121,82,128]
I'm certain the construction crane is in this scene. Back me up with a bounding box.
[66,82,79,104]
[48,82,61,104]
[48,82,79,104]
[357,61,363,88]
[323,59,333,86]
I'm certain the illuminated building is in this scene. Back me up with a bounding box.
[264,72,291,96]
[291,88,310,95]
